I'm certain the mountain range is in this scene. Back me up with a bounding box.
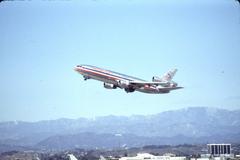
[0,107,239,151]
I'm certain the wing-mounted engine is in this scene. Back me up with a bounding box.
[117,80,130,88]
[117,80,135,93]
[103,83,117,89]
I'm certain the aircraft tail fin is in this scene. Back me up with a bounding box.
[152,69,177,82]
[161,69,177,82]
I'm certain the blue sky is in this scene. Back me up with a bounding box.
[0,0,240,121]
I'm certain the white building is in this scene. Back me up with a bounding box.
[119,153,186,160]
[207,144,231,156]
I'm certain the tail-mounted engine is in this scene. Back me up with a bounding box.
[152,76,162,82]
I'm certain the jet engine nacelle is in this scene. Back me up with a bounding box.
[118,80,130,88]
[152,76,162,82]
[104,83,117,89]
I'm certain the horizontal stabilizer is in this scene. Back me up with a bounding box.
[158,86,183,91]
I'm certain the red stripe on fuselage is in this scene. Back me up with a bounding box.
[76,66,159,93]
[78,67,125,81]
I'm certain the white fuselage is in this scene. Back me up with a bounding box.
[74,65,163,94]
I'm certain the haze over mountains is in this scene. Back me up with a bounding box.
[0,107,240,151]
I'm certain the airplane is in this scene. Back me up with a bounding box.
[74,65,183,94]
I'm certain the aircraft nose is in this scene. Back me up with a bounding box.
[74,65,81,71]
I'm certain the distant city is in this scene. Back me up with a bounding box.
[0,143,240,160]
[0,107,239,159]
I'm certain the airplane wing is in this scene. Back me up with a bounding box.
[129,81,183,90]
[129,81,168,86]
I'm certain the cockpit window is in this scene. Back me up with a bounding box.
[76,65,81,67]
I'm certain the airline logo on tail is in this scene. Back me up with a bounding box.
[162,69,177,82]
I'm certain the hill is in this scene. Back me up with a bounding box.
[0,107,239,151]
